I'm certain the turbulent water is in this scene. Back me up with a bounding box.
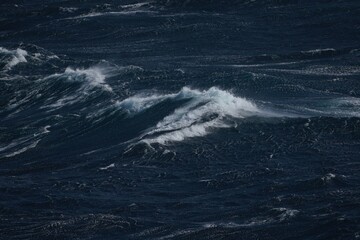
[1,0,360,239]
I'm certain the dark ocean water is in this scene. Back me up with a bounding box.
[1,0,360,239]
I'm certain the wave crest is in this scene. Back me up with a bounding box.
[118,87,268,144]
[0,47,28,70]
[63,67,113,92]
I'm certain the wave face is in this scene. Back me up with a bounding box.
[119,87,265,144]
[1,1,360,240]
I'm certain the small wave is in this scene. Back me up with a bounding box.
[230,60,306,68]
[244,208,299,226]
[118,87,276,145]
[116,92,175,114]
[333,97,360,108]
[70,10,157,19]
[59,7,78,13]
[63,67,113,92]
[47,66,113,92]
[0,132,45,159]
[99,163,115,170]
[4,140,40,158]
[0,44,62,75]
[0,47,28,70]
[297,97,360,118]
[321,173,336,183]
[265,66,360,76]
[301,48,336,54]
[40,66,114,111]
[121,2,153,9]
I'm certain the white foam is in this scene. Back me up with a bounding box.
[63,66,113,91]
[0,47,28,70]
[44,66,113,93]
[265,66,360,76]
[43,125,51,133]
[59,7,78,13]
[301,48,336,54]
[99,163,115,170]
[145,120,226,144]
[274,208,299,221]
[46,95,80,109]
[40,66,114,110]
[293,97,360,118]
[4,140,40,158]
[230,61,306,68]
[334,97,360,107]
[119,87,273,145]
[71,10,156,19]
[321,173,336,182]
[116,93,174,114]
[121,2,151,9]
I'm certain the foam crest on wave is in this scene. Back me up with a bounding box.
[49,66,113,92]
[42,66,114,110]
[64,67,112,92]
[119,87,270,144]
[0,47,28,70]
[116,93,174,114]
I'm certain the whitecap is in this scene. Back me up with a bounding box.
[59,7,78,13]
[63,66,113,92]
[99,163,115,170]
[70,10,157,19]
[4,140,40,158]
[121,2,152,9]
[116,93,175,114]
[118,87,277,145]
[40,65,114,110]
[301,48,336,54]
[0,47,28,70]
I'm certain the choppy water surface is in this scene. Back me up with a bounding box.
[1,0,360,239]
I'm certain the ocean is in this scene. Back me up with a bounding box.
[1,0,360,239]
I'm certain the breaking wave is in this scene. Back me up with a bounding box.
[118,87,276,145]
[51,66,113,92]
[0,47,28,70]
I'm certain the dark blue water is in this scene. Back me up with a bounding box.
[1,0,360,239]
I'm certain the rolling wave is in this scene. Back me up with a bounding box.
[118,87,277,144]
[0,47,28,70]
[49,66,113,92]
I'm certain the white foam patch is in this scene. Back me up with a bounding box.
[70,10,156,19]
[334,97,360,107]
[145,120,226,144]
[288,97,360,118]
[4,140,40,158]
[325,97,360,117]
[116,93,175,114]
[59,7,78,13]
[230,61,306,68]
[42,66,113,110]
[63,66,113,92]
[99,163,115,170]
[301,48,336,54]
[119,87,274,145]
[121,2,151,9]
[0,47,28,70]
[265,66,360,76]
